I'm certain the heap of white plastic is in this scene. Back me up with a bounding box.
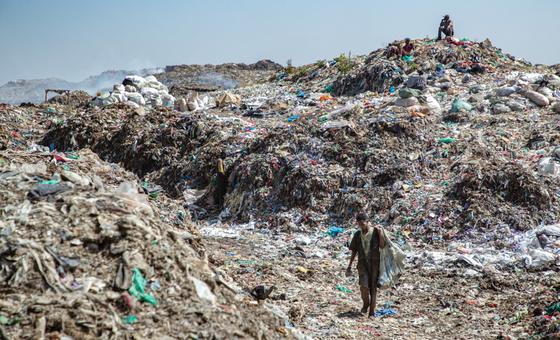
[93,75,175,108]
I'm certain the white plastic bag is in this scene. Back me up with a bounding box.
[377,230,406,289]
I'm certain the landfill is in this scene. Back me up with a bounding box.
[1,36,560,339]
[0,105,293,339]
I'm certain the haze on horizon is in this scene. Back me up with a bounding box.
[1,0,559,85]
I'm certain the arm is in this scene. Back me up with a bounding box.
[346,232,358,275]
[348,250,357,269]
[346,250,357,276]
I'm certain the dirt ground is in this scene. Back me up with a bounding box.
[203,224,557,339]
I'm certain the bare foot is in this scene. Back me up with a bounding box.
[360,306,368,314]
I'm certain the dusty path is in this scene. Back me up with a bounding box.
[203,224,553,339]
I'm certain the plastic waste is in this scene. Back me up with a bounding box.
[61,170,90,186]
[217,92,241,108]
[398,88,423,99]
[377,230,406,289]
[287,115,300,122]
[438,137,456,144]
[402,55,414,62]
[537,224,560,237]
[0,315,19,326]
[394,97,420,107]
[406,76,427,91]
[520,73,544,84]
[122,315,138,325]
[546,303,560,316]
[507,101,526,112]
[538,157,560,176]
[114,181,153,216]
[425,95,442,114]
[191,277,216,305]
[126,92,146,106]
[451,99,473,112]
[336,284,352,293]
[327,226,344,237]
[28,183,70,200]
[128,268,157,306]
[525,249,556,269]
[435,64,445,77]
[38,178,60,185]
[495,86,517,97]
[374,307,398,318]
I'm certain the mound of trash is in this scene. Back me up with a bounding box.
[156,60,283,98]
[41,35,560,240]
[48,90,92,107]
[0,104,293,339]
[2,35,560,339]
[448,157,558,231]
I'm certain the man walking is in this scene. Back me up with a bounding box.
[346,213,385,317]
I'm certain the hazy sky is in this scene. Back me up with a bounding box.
[1,0,559,84]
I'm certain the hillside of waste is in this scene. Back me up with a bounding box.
[2,36,560,339]
[42,39,560,240]
[0,103,296,339]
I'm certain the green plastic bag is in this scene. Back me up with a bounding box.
[398,88,423,99]
[336,284,352,293]
[129,268,157,306]
[438,137,456,144]
[402,55,414,62]
[546,303,560,316]
[451,99,473,113]
[122,315,138,324]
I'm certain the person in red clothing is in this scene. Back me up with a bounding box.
[401,38,414,57]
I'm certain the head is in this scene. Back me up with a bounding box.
[444,15,450,20]
[356,213,369,232]
[405,38,411,44]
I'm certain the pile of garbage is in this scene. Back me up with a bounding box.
[92,75,176,109]
[3,36,560,338]
[41,68,560,241]
[156,60,283,98]
[48,90,92,107]
[0,104,295,339]
[528,286,560,338]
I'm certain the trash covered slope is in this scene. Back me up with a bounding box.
[42,71,560,240]
[0,104,291,339]
[9,36,560,338]
[284,38,539,97]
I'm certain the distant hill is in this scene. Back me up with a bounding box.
[0,69,161,104]
[0,60,284,104]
